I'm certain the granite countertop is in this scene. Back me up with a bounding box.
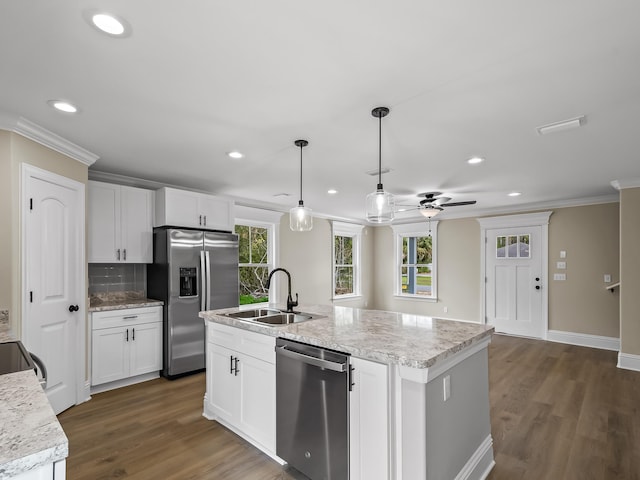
[0,371,68,478]
[200,304,494,370]
[0,317,69,478]
[88,292,163,312]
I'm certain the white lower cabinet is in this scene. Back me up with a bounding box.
[349,356,389,480]
[91,307,162,387]
[204,322,276,457]
[12,460,65,480]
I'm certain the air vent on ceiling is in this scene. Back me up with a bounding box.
[273,193,291,197]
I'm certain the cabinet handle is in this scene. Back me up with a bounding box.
[122,315,138,320]
[123,249,127,261]
[199,215,202,226]
[203,215,207,226]
[234,357,239,376]
[230,355,234,374]
[126,328,129,342]
[117,249,121,261]
[132,327,135,341]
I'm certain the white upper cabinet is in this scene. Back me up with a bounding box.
[155,187,234,232]
[88,181,153,263]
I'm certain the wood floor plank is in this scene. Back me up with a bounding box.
[59,334,640,479]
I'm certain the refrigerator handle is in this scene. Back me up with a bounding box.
[205,250,212,310]
[200,251,206,311]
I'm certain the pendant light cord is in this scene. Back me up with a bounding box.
[377,113,383,190]
[299,143,303,205]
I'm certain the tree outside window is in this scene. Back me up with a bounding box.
[236,224,270,305]
[392,221,438,299]
[334,235,354,295]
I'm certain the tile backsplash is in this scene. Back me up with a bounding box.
[88,264,146,295]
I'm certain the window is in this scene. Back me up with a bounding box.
[496,233,530,258]
[392,221,438,300]
[235,222,275,305]
[332,222,363,298]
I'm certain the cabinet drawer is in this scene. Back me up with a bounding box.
[92,306,162,330]
[208,322,275,364]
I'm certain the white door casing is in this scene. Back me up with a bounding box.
[478,212,551,339]
[22,164,86,414]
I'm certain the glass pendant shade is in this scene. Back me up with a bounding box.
[366,187,395,223]
[290,201,313,231]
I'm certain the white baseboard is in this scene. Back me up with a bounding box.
[546,330,620,351]
[89,371,160,395]
[618,352,640,372]
[454,435,495,480]
[83,380,91,403]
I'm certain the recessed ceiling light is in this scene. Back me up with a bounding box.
[508,191,522,197]
[227,151,244,159]
[467,156,484,165]
[48,100,78,113]
[83,11,131,37]
[327,189,338,195]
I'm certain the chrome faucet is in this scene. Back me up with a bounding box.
[266,268,298,313]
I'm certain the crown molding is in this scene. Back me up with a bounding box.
[611,179,640,190]
[0,113,98,166]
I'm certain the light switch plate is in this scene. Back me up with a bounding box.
[560,250,566,258]
[554,273,566,281]
[604,274,611,283]
[557,261,566,269]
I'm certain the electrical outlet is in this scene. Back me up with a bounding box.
[604,274,611,283]
[443,306,448,313]
[443,375,451,401]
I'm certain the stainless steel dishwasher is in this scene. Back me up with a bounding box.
[276,338,351,480]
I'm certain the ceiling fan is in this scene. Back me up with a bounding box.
[400,192,477,218]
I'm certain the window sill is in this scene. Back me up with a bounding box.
[393,294,438,303]
[333,294,362,301]
[238,301,270,310]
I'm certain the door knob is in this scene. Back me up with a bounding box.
[68,305,79,312]
[535,277,540,281]
[535,286,541,290]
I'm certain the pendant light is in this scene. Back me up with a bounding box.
[365,107,395,223]
[290,139,313,231]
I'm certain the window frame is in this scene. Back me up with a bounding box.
[235,208,279,308]
[391,221,439,302]
[332,221,364,300]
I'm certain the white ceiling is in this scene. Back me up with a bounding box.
[2,1,639,223]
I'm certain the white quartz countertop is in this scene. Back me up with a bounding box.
[200,304,494,370]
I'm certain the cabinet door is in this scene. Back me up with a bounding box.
[207,343,238,423]
[349,357,389,480]
[198,194,234,231]
[120,186,153,263]
[92,327,129,386]
[129,322,162,376]
[88,181,120,262]
[238,354,276,452]
[161,188,200,228]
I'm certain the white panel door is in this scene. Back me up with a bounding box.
[207,343,237,422]
[238,354,275,451]
[91,327,129,385]
[87,181,120,262]
[24,166,84,414]
[486,226,543,337]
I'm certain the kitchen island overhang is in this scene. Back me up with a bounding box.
[200,304,495,480]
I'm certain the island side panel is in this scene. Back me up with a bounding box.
[400,347,494,480]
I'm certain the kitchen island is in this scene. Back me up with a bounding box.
[0,319,68,479]
[200,304,495,480]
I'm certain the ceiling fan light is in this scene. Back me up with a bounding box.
[419,206,442,218]
[366,188,395,223]
[290,203,313,231]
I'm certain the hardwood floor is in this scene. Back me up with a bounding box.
[59,335,640,479]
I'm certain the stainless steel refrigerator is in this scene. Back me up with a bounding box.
[147,227,239,377]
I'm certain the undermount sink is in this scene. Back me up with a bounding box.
[222,309,322,325]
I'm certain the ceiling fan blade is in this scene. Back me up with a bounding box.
[440,200,477,207]
[433,196,452,206]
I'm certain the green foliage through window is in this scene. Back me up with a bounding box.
[236,225,270,305]
[401,236,432,296]
[334,235,354,295]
